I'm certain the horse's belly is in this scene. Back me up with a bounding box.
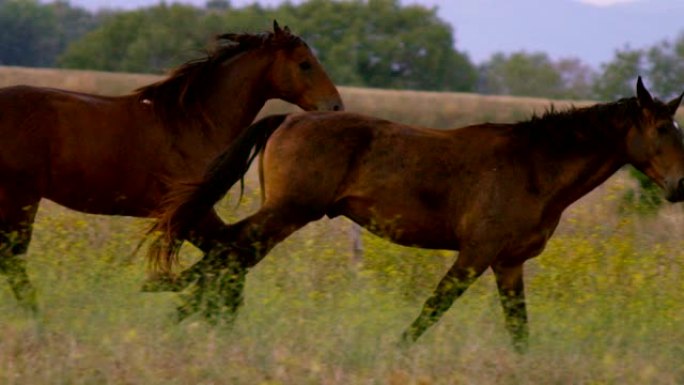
[357,213,457,250]
[331,195,458,250]
[44,181,161,217]
[379,227,458,250]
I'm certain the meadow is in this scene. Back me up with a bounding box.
[0,66,683,385]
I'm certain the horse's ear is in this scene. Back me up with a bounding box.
[284,25,291,34]
[667,91,684,116]
[273,20,282,35]
[636,76,655,108]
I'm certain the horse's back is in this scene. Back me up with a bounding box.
[0,85,163,213]
[264,112,513,189]
[0,85,105,136]
[0,86,57,177]
[0,86,95,168]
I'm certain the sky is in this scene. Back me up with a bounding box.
[67,0,684,68]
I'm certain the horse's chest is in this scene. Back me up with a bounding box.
[510,233,549,259]
[501,218,560,264]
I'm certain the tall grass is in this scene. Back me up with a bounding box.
[0,66,683,384]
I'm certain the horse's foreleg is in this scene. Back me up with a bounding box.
[0,202,39,314]
[401,249,493,344]
[492,263,528,353]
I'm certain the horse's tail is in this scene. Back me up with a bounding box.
[147,114,289,273]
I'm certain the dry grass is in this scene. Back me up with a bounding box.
[0,66,683,385]
[0,65,593,127]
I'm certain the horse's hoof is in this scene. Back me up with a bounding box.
[396,332,414,349]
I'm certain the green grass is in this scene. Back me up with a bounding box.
[1,173,683,385]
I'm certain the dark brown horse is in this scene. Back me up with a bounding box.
[0,21,343,312]
[148,78,683,351]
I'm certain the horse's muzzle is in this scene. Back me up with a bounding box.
[320,99,344,112]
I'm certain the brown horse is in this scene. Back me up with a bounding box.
[0,21,343,312]
[148,78,683,351]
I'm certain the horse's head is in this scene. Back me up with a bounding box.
[264,20,343,112]
[626,77,684,202]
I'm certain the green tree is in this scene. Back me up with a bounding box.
[51,1,101,54]
[0,0,98,67]
[645,34,684,99]
[59,0,477,92]
[60,4,209,73]
[205,0,230,11]
[478,52,565,98]
[0,0,58,66]
[554,57,596,100]
[593,46,644,101]
[275,0,476,91]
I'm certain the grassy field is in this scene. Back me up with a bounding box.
[0,66,683,384]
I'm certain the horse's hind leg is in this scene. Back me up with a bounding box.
[0,199,39,313]
[179,205,321,323]
[142,209,227,292]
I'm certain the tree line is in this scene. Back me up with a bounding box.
[1,0,683,101]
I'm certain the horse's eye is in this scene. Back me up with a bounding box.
[658,124,671,134]
[299,61,312,71]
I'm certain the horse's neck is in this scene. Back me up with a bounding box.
[535,123,627,213]
[200,52,273,147]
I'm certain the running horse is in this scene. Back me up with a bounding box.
[0,21,343,312]
[148,78,683,351]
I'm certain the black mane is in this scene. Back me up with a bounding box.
[134,30,304,132]
[517,97,640,154]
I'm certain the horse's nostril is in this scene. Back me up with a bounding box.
[333,104,341,111]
